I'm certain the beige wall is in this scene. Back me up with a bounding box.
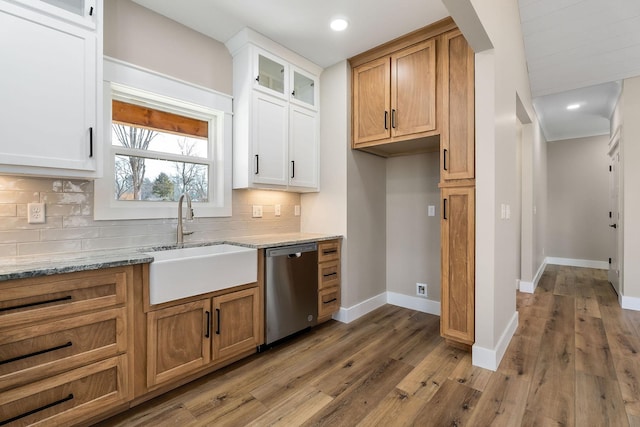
[386,153,441,301]
[0,1,300,257]
[546,135,609,262]
[104,0,232,94]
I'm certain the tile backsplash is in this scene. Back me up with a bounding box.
[0,176,301,257]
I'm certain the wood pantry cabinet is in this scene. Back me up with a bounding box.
[0,0,102,178]
[226,29,321,192]
[0,266,135,426]
[145,284,261,390]
[317,239,341,322]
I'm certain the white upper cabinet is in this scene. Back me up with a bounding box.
[227,28,321,192]
[0,0,102,178]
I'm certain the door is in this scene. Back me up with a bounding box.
[608,144,620,295]
[391,39,436,137]
[353,57,391,145]
[441,186,475,346]
[212,288,260,362]
[252,91,288,186]
[289,105,318,189]
[146,300,211,388]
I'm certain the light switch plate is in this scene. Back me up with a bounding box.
[294,205,301,216]
[428,205,435,217]
[275,204,281,217]
[27,202,45,224]
[252,205,263,218]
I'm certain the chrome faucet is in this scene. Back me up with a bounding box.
[177,193,194,246]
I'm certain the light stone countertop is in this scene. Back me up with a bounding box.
[0,232,342,281]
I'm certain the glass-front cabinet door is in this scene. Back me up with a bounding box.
[33,0,96,28]
[291,67,318,110]
[254,48,288,99]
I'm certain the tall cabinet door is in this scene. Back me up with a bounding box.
[441,29,475,181]
[391,39,437,138]
[251,91,288,186]
[289,105,318,189]
[441,186,475,346]
[352,57,391,145]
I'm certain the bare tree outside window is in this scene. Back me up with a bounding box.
[112,124,158,200]
[173,138,209,202]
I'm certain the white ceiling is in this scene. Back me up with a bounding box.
[519,0,640,141]
[132,0,640,143]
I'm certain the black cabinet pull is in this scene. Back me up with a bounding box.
[215,308,221,335]
[89,6,93,16]
[205,311,211,338]
[291,90,296,97]
[0,341,72,366]
[323,298,338,304]
[0,394,74,426]
[323,272,338,278]
[0,295,72,313]
[443,149,448,171]
[443,198,448,220]
[610,224,617,229]
[323,249,337,255]
[89,127,93,158]
[291,161,295,179]
[254,154,259,175]
[255,75,260,82]
[391,109,396,129]
[384,111,389,130]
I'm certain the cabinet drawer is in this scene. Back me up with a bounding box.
[0,355,129,427]
[318,260,340,289]
[318,240,340,263]
[0,308,127,391]
[0,269,128,331]
[318,286,340,320]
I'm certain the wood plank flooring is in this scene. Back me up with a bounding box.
[96,265,640,426]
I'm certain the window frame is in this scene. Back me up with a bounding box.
[95,57,232,220]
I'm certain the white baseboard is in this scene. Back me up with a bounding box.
[387,292,441,315]
[472,311,518,371]
[519,260,547,294]
[621,295,640,311]
[545,257,609,270]
[333,292,387,324]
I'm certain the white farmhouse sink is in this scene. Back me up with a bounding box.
[145,244,257,304]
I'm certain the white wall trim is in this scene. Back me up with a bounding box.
[333,292,387,324]
[387,292,441,316]
[472,311,518,371]
[621,295,640,312]
[519,260,547,293]
[545,257,609,270]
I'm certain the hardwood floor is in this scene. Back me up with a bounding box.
[96,265,640,426]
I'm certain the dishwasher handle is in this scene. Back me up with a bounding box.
[288,253,302,259]
[266,242,317,257]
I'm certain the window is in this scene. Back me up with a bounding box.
[95,58,232,220]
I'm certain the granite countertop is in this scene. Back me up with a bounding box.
[0,232,342,282]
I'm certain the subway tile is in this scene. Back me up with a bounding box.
[0,244,17,257]
[18,240,82,256]
[0,191,39,204]
[0,177,63,192]
[63,180,93,193]
[0,229,40,243]
[81,233,175,251]
[0,205,17,217]
[0,216,63,230]
[40,227,101,241]
[41,192,89,205]
[46,204,91,217]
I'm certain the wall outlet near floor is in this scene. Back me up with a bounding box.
[294,205,301,216]
[27,202,45,224]
[275,204,281,217]
[252,205,263,218]
[416,283,427,297]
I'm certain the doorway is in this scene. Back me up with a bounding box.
[608,132,621,296]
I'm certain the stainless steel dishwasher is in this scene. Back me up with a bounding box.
[265,242,318,345]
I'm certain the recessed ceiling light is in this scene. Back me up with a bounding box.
[566,103,581,110]
[330,18,349,32]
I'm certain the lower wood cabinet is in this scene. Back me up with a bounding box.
[317,240,342,322]
[440,185,475,348]
[145,286,260,389]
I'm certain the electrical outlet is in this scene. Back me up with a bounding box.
[27,203,46,224]
[294,205,301,216]
[416,283,427,297]
[275,204,281,216]
[252,205,263,218]
[428,205,435,217]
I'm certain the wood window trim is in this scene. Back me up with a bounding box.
[112,100,208,139]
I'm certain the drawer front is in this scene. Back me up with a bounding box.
[0,268,128,331]
[0,308,127,391]
[318,286,340,320]
[318,260,340,290]
[0,355,129,427]
[318,240,340,263]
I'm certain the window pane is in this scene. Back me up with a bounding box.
[115,155,209,202]
[112,124,208,158]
